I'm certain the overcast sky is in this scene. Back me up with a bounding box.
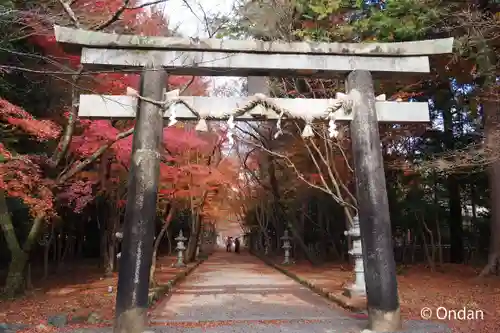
[163,0,241,95]
[165,0,234,37]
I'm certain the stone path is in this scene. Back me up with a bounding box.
[71,251,450,332]
[150,251,344,322]
[145,251,450,333]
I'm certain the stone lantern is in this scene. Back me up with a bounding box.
[344,215,366,297]
[280,229,292,265]
[173,230,187,268]
[115,231,123,260]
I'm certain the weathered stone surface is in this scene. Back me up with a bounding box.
[78,95,430,123]
[80,48,431,75]
[69,315,88,324]
[54,25,453,56]
[36,323,50,331]
[0,322,28,333]
[348,70,400,331]
[114,68,166,333]
[47,313,68,327]
[86,312,101,324]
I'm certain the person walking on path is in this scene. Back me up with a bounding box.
[234,237,240,253]
[226,237,233,252]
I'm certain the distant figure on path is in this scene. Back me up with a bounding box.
[234,237,240,253]
[226,237,233,252]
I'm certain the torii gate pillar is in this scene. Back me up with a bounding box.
[347,70,400,331]
[114,67,166,332]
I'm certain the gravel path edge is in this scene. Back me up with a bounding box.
[253,252,367,313]
[148,256,209,307]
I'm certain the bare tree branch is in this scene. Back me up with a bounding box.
[92,0,131,31]
[57,0,81,28]
[57,127,135,184]
[50,66,84,167]
[237,135,357,212]
[127,0,168,10]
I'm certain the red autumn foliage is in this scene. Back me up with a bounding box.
[308,173,322,184]
[157,132,232,202]
[0,0,217,216]
[57,172,99,213]
[0,99,61,140]
[0,157,55,217]
[28,1,208,96]
[0,143,11,159]
[0,99,60,216]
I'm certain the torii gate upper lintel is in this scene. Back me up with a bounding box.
[53,25,453,333]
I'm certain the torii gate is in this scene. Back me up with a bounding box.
[53,25,453,333]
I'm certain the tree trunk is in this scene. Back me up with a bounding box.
[167,229,173,255]
[56,228,63,271]
[447,175,463,263]
[76,222,84,259]
[436,219,443,266]
[410,233,417,264]
[186,214,201,263]
[401,231,408,264]
[286,219,316,263]
[479,88,500,277]
[104,215,119,277]
[149,227,168,287]
[419,218,435,272]
[25,262,33,291]
[318,208,328,261]
[255,204,270,254]
[441,92,464,264]
[1,191,44,297]
[52,228,57,263]
[100,218,108,271]
[150,207,174,287]
[4,251,28,297]
[432,171,443,266]
[105,239,115,277]
[295,204,305,260]
[0,192,22,295]
[43,228,54,279]
[262,148,317,263]
[43,243,50,279]
[61,230,73,265]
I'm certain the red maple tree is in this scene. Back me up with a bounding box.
[0,0,222,295]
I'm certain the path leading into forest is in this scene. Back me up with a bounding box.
[145,251,450,333]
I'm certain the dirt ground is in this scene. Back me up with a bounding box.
[1,257,498,333]
[279,261,500,333]
[0,255,193,332]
